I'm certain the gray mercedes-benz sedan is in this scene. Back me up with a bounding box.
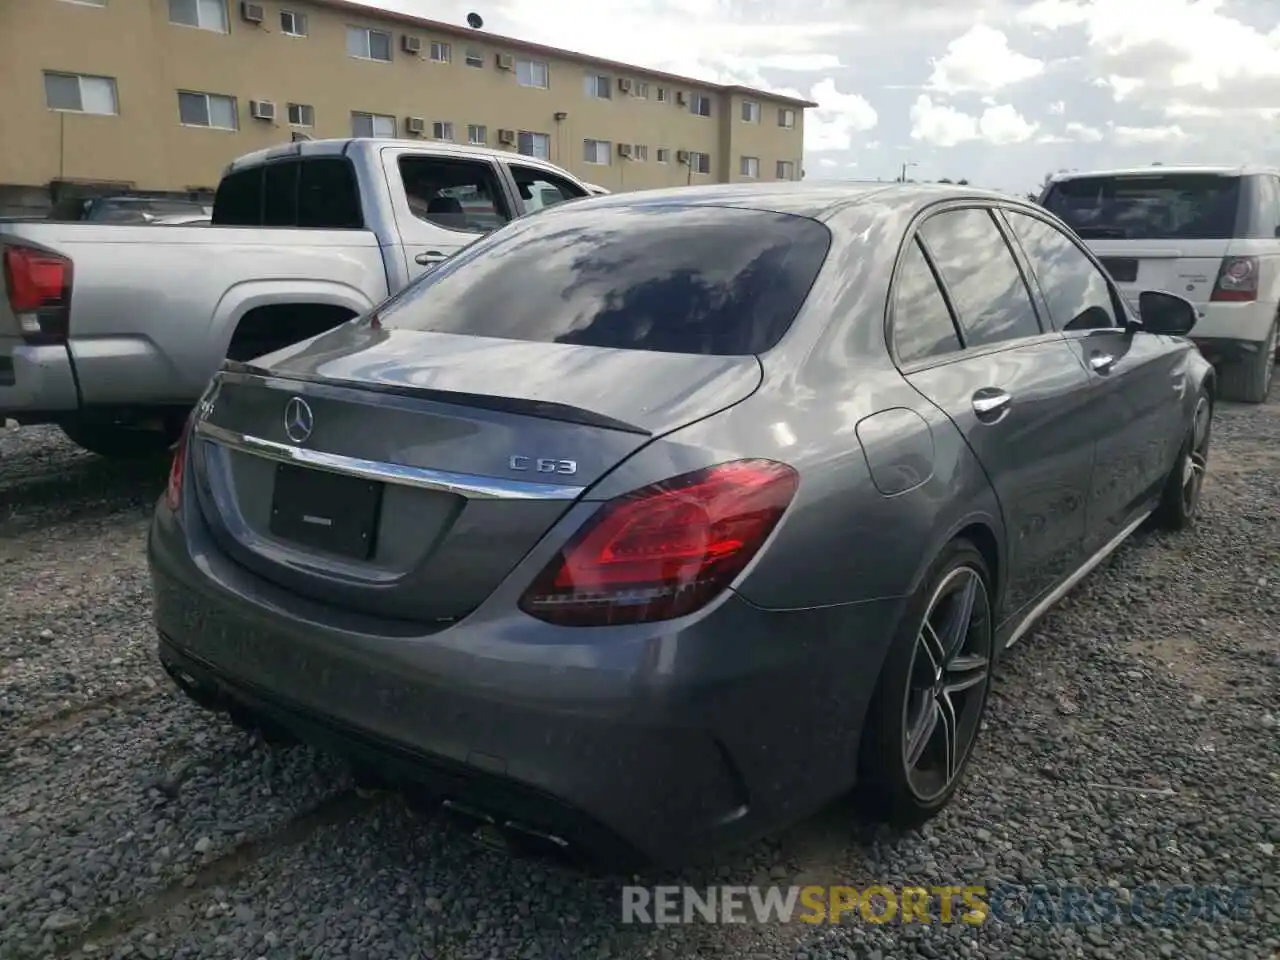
[148,181,1215,868]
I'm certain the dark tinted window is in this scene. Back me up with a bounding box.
[263,162,300,227]
[398,156,511,234]
[1253,175,1280,239]
[211,168,263,225]
[919,209,1040,347]
[213,158,363,228]
[374,204,831,356]
[892,238,962,363]
[1005,211,1116,332]
[1042,173,1243,240]
[298,158,363,229]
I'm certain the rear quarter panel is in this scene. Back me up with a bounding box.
[1,223,389,405]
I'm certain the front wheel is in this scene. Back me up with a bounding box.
[856,538,996,827]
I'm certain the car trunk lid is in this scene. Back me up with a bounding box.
[190,325,763,623]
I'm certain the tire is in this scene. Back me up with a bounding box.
[856,538,996,828]
[1217,319,1276,404]
[60,421,182,459]
[1152,385,1213,531]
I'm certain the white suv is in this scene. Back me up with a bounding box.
[1040,165,1280,402]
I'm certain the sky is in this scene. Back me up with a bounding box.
[356,0,1280,195]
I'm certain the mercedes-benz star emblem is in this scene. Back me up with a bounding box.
[283,396,314,444]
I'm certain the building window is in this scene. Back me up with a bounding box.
[689,151,711,175]
[655,87,667,103]
[777,160,796,180]
[347,26,392,61]
[430,41,451,63]
[467,124,487,145]
[280,10,306,36]
[584,74,611,99]
[583,139,611,165]
[518,131,550,159]
[741,100,760,123]
[168,0,228,33]
[634,81,649,99]
[178,90,237,130]
[690,94,712,117]
[633,144,649,161]
[287,102,314,127]
[432,121,454,141]
[352,111,395,137]
[516,59,549,89]
[778,108,796,128]
[740,156,760,178]
[44,72,118,115]
[465,47,484,67]
[656,147,670,163]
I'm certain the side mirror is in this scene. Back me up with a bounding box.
[1137,290,1197,337]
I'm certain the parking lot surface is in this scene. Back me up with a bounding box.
[1,394,1278,960]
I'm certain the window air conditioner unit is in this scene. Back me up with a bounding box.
[496,53,514,70]
[676,149,690,164]
[406,116,425,135]
[497,128,516,144]
[240,2,264,23]
[675,91,687,105]
[402,35,422,54]
[618,143,633,158]
[618,78,632,93]
[249,100,276,121]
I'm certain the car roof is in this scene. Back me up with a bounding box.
[573,180,1026,221]
[1049,164,1280,182]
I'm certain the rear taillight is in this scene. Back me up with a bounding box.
[2,244,73,344]
[1211,256,1258,302]
[518,459,799,627]
[164,416,194,512]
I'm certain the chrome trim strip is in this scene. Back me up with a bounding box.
[193,420,587,501]
[1004,509,1151,649]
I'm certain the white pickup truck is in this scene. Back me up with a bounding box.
[0,138,595,457]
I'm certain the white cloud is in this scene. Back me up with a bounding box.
[1109,122,1188,145]
[910,95,1038,147]
[1065,121,1103,142]
[1049,100,1066,115]
[926,24,1045,94]
[818,158,838,168]
[1094,75,1143,102]
[803,78,879,151]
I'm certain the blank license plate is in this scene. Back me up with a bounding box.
[268,463,383,560]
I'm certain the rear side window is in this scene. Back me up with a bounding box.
[919,208,1041,348]
[1042,173,1243,240]
[374,204,832,356]
[1004,211,1117,332]
[891,238,962,364]
[212,158,363,228]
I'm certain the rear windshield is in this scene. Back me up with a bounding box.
[373,203,832,356]
[1042,174,1242,240]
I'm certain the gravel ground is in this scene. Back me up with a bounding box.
[1,391,1278,960]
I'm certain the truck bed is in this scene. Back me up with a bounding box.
[1,222,390,417]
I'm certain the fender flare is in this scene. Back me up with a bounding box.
[209,279,376,357]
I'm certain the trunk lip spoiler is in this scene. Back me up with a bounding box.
[219,360,654,437]
[192,419,587,502]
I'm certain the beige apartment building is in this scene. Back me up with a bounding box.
[0,0,813,211]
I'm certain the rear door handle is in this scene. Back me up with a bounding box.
[972,388,1011,418]
[1089,352,1116,373]
[415,250,447,265]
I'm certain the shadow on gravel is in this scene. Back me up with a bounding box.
[0,452,169,532]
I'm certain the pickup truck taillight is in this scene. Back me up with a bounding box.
[1210,255,1258,303]
[2,243,73,345]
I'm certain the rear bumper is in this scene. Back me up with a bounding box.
[1184,300,1277,346]
[0,342,79,420]
[147,497,904,867]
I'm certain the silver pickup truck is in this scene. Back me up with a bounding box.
[0,138,594,457]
